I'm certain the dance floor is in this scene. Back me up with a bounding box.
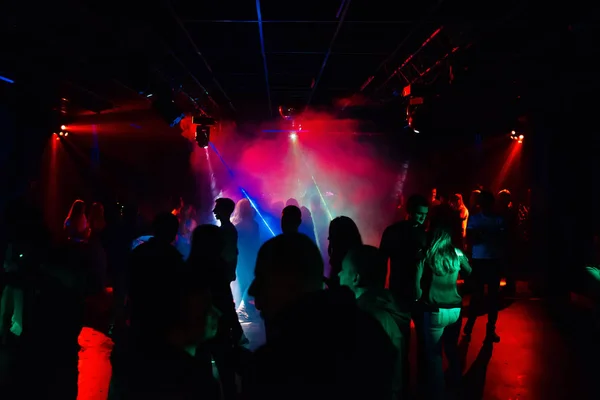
[76,294,598,400]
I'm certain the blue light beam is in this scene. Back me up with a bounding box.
[209,142,276,237]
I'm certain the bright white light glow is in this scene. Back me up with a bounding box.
[289,132,298,140]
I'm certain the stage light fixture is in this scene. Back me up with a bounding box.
[195,125,210,148]
[59,131,64,136]
[64,132,69,137]
[510,131,524,143]
[61,125,67,130]
[279,105,297,121]
[289,132,298,141]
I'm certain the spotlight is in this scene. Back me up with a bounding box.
[64,132,69,137]
[195,125,210,148]
[61,125,67,130]
[289,132,298,141]
[510,131,524,143]
[59,132,64,136]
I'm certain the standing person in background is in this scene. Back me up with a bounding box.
[64,199,89,242]
[327,216,362,288]
[450,194,469,250]
[339,245,409,399]
[468,190,481,216]
[380,194,428,398]
[175,204,197,261]
[464,191,505,343]
[309,196,329,268]
[430,188,440,207]
[233,199,261,319]
[213,198,238,283]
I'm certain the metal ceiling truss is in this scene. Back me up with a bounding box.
[375,26,462,94]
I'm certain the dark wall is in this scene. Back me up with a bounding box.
[528,22,600,295]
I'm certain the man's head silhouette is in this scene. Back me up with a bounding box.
[249,233,323,321]
[213,198,235,222]
[478,191,495,214]
[281,205,302,234]
[339,245,387,297]
[153,212,179,243]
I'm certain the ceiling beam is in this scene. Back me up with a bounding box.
[166,0,236,112]
[267,51,389,56]
[182,20,415,24]
[357,0,446,95]
[305,0,352,107]
[255,0,273,117]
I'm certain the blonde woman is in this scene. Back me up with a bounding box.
[414,228,472,399]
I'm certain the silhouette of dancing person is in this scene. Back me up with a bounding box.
[464,190,505,343]
[213,198,238,283]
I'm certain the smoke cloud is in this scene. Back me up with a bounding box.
[185,111,399,245]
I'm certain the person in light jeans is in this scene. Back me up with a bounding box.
[414,228,472,400]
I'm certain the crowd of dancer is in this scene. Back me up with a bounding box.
[0,184,534,399]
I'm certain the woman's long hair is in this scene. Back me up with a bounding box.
[64,199,87,230]
[424,228,460,276]
[232,198,254,225]
[65,200,85,224]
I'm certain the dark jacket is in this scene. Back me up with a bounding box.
[245,287,397,400]
[380,220,427,303]
[357,288,410,398]
[110,336,219,400]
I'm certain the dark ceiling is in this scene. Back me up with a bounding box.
[3,0,537,122]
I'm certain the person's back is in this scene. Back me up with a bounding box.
[128,238,184,321]
[419,247,471,309]
[468,211,505,260]
[248,288,396,400]
[128,213,183,325]
[339,245,409,399]
[464,191,504,343]
[110,270,220,400]
[110,337,217,400]
[246,234,395,400]
[415,229,471,399]
[381,219,427,301]
[281,205,301,234]
[236,218,260,259]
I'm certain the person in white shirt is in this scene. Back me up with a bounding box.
[464,191,505,343]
